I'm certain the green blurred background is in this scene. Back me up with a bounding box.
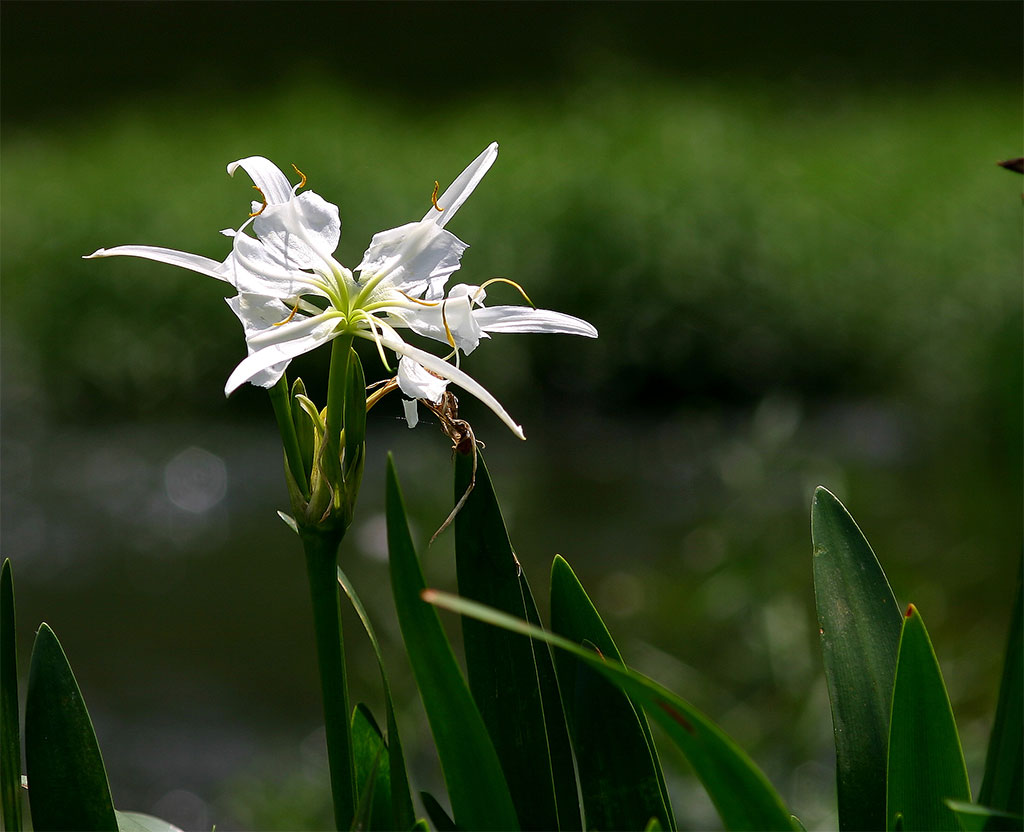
[2,2,1021,829]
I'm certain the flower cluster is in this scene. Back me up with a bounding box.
[87,143,596,438]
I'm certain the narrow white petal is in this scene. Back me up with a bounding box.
[226,156,295,205]
[402,398,420,429]
[474,306,598,338]
[425,142,499,227]
[225,318,340,395]
[83,245,232,283]
[363,331,525,440]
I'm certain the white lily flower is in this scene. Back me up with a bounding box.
[85,143,597,440]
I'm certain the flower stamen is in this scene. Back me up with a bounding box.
[441,301,456,349]
[431,180,443,212]
[398,290,441,307]
[292,164,307,190]
[249,186,268,217]
[273,298,301,327]
[476,277,536,308]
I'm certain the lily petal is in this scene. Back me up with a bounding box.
[225,294,292,387]
[227,156,295,205]
[83,245,232,283]
[356,221,468,296]
[426,142,499,227]
[474,306,599,338]
[401,398,420,429]
[225,316,341,395]
[252,191,342,270]
[397,356,449,403]
[364,331,525,440]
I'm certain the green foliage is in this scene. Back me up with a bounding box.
[549,556,674,831]
[886,605,971,831]
[1,559,22,832]
[979,564,1023,818]
[420,792,458,832]
[946,800,1024,832]
[351,705,390,832]
[338,567,416,830]
[425,589,798,830]
[811,486,903,831]
[25,623,118,831]
[453,450,578,830]
[114,811,184,832]
[385,455,519,831]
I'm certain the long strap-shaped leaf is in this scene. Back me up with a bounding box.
[25,623,118,831]
[978,561,1022,818]
[425,589,797,831]
[453,451,579,831]
[886,605,970,831]
[338,567,416,830]
[1,559,22,832]
[550,556,674,831]
[385,455,519,831]
[351,704,392,831]
[811,487,902,831]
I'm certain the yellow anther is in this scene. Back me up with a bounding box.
[292,164,307,190]
[273,298,300,326]
[431,180,443,212]
[476,277,536,308]
[249,185,268,217]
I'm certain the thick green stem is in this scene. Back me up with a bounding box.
[302,529,355,830]
[268,375,309,499]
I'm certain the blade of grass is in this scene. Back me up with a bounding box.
[518,570,581,831]
[25,623,117,831]
[420,792,458,832]
[453,450,570,831]
[978,562,1022,817]
[115,811,184,832]
[386,455,519,831]
[550,555,674,831]
[351,704,391,831]
[338,567,416,830]
[811,486,902,831]
[886,604,971,831]
[945,800,1023,832]
[425,588,797,831]
[1,559,22,832]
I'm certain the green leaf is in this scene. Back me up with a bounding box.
[978,562,1022,817]
[519,570,580,831]
[453,451,577,831]
[115,810,184,832]
[1,559,22,832]
[385,455,519,831]
[887,604,971,831]
[352,704,391,831]
[344,349,367,485]
[549,555,674,831]
[946,800,1024,832]
[25,622,117,831]
[425,589,797,831]
[420,792,459,832]
[290,376,315,485]
[811,486,902,832]
[338,567,416,831]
